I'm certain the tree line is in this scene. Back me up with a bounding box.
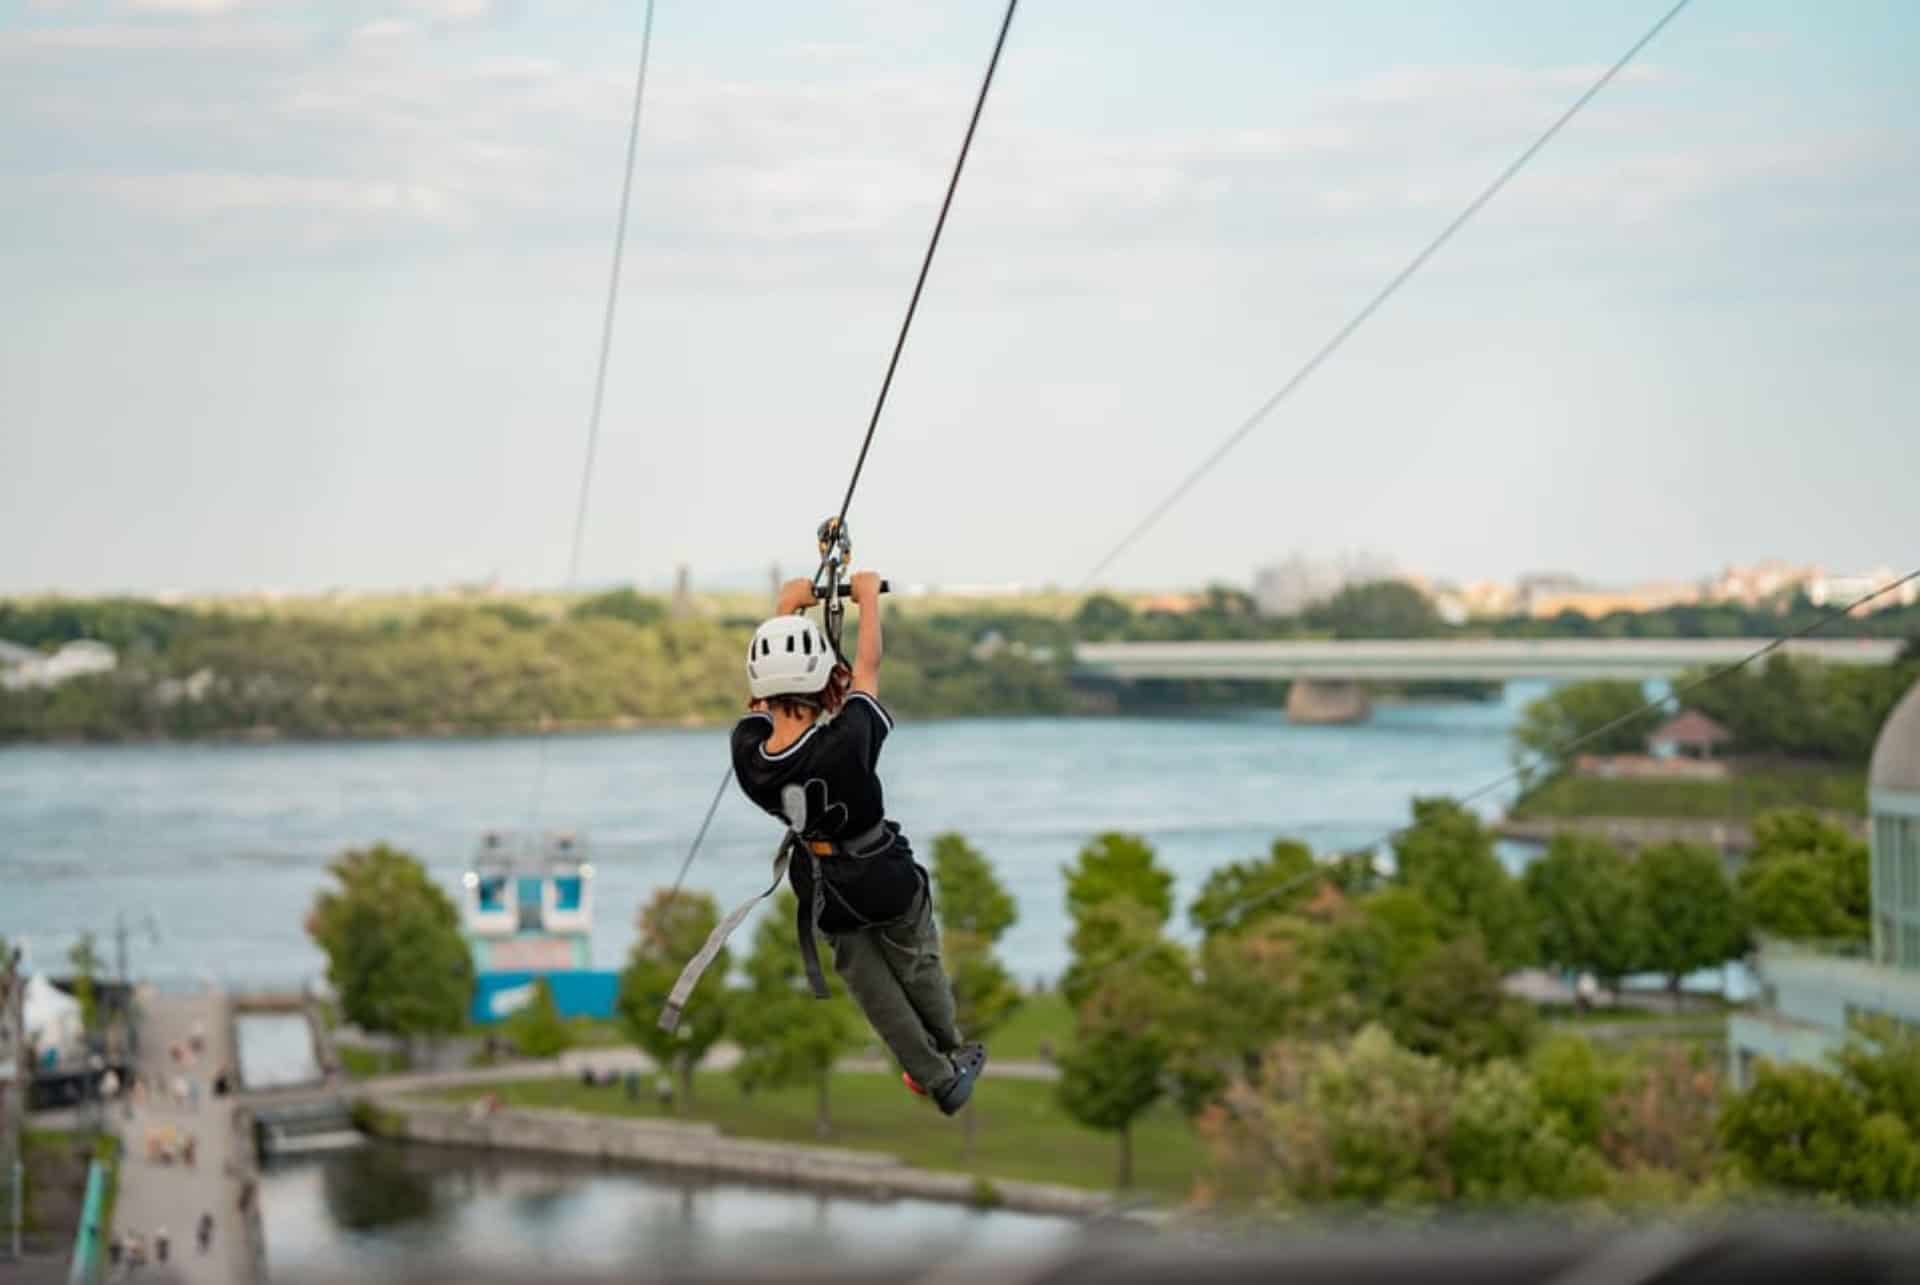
[307,794,1892,1208]
[0,591,1078,740]
[1513,657,1918,777]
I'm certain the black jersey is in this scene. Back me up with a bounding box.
[730,691,920,930]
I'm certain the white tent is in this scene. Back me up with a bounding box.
[23,973,85,1070]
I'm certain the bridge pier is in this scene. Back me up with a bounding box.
[1285,680,1372,725]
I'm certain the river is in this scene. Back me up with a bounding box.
[260,1142,1088,1281]
[1,693,1540,984]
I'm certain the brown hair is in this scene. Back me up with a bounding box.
[760,663,851,721]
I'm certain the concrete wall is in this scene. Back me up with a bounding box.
[1725,949,1920,1088]
[370,1099,1107,1218]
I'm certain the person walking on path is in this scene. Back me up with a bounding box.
[196,1212,214,1255]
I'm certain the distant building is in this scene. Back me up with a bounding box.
[0,639,117,691]
[1454,580,1519,619]
[1647,710,1734,762]
[1703,560,1817,607]
[1807,567,1919,615]
[1573,709,1735,782]
[1726,676,1920,1088]
[1525,582,1700,620]
[1252,551,1399,618]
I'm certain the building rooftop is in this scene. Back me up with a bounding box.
[1871,677,1920,795]
[1649,709,1733,750]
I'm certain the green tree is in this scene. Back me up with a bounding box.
[1391,798,1535,969]
[1072,594,1134,641]
[1175,914,1337,1111]
[1719,1062,1919,1202]
[67,932,103,1034]
[1512,680,1658,773]
[1063,832,1174,926]
[1061,899,1186,1011]
[1304,581,1442,639]
[1739,808,1870,945]
[1833,1014,1920,1134]
[1447,1059,1608,1203]
[617,890,730,1111]
[1385,936,1535,1067]
[1528,1034,1623,1150]
[1320,886,1444,1026]
[931,833,1017,942]
[1633,842,1745,1005]
[1188,839,1319,940]
[729,892,863,1138]
[504,979,573,1059]
[1601,1042,1721,1183]
[1203,1025,1457,1206]
[1721,1020,1920,1205]
[931,833,1023,1155]
[1523,833,1648,993]
[569,587,667,627]
[306,844,474,1052]
[1056,973,1172,1190]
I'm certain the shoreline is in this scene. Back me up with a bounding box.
[1494,813,1868,853]
[362,1096,1116,1219]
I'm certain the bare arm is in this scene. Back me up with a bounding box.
[850,570,882,697]
[774,578,817,615]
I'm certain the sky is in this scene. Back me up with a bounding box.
[2,0,1915,597]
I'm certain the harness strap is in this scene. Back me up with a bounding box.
[658,835,795,1033]
[799,877,832,1000]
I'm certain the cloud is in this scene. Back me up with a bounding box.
[351,18,418,43]
[127,0,249,13]
[407,0,492,21]
[0,3,1902,305]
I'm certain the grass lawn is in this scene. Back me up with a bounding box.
[338,1045,412,1079]
[1539,1003,1666,1025]
[1511,767,1865,822]
[427,1070,1203,1202]
[990,992,1072,1062]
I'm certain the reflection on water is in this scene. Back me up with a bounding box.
[262,1142,1086,1280]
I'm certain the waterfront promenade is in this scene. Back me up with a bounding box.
[114,992,256,1285]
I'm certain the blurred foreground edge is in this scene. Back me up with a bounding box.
[258,1223,1920,1285]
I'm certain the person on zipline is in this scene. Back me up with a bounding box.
[731,570,987,1115]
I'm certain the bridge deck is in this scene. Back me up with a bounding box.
[1072,637,1901,682]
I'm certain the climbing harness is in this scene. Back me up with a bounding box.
[658,519,898,1033]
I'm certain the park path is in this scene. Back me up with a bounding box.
[297,1045,1061,1103]
[228,1044,1067,1106]
[113,992,254,1285]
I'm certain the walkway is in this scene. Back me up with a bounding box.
[113,991,254,1285]
[236,1044,1059,1114]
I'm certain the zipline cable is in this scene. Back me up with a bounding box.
[818,0,1020,576]
[666,0,1021,898]
[524,0,659,829]
[1132,567,1920,953]
[1079,0,1694,589]
[664,766,734,906]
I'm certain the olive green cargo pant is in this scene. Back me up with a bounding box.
[828,879,964,1095]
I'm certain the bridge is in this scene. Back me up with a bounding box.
[1072,637,1902,682]
[1071,637,1905,723]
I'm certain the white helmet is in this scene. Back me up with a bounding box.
[746,615,835,699]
